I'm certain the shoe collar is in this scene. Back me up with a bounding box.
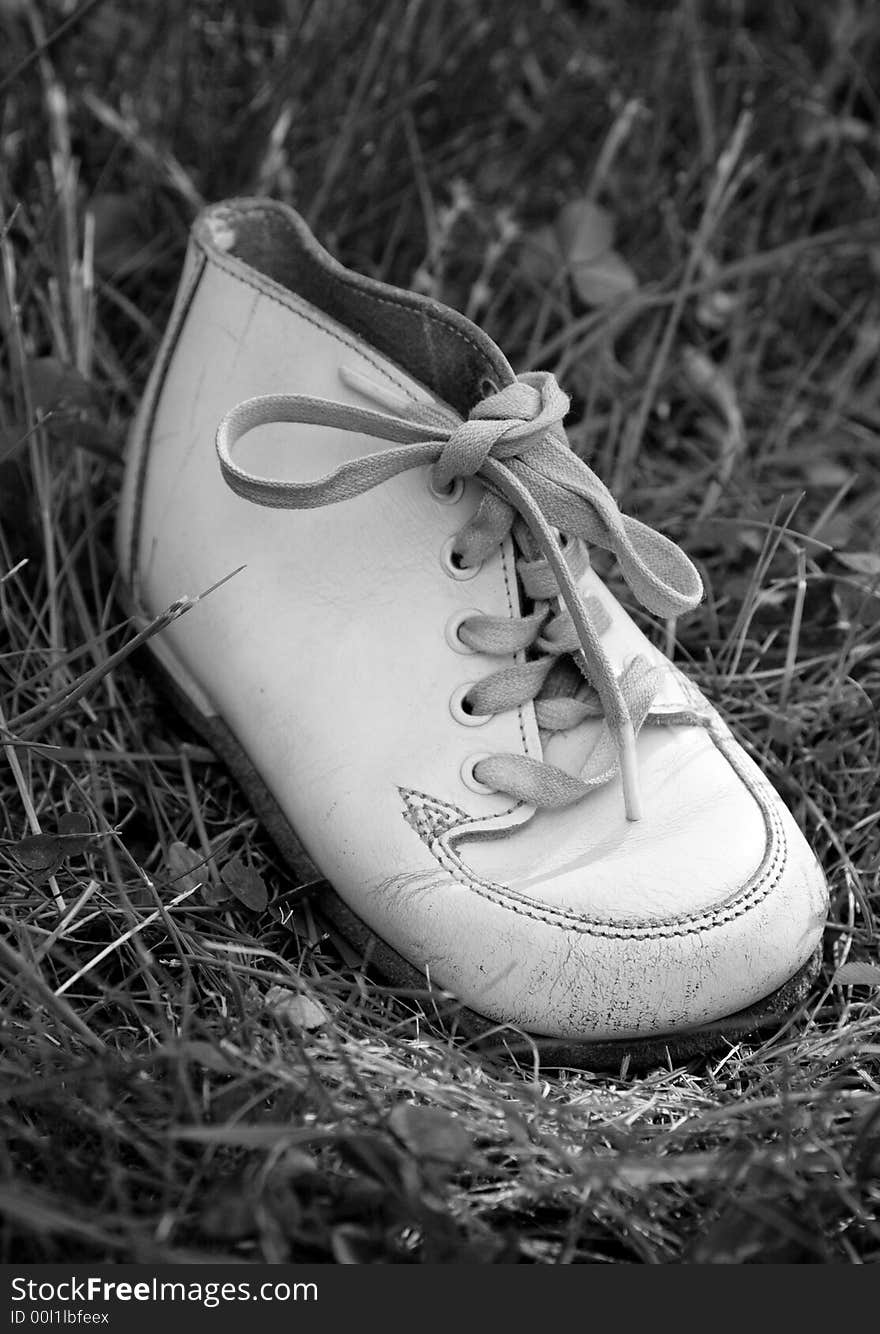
[193,197,514,417]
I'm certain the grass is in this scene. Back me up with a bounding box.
[1,0,879,1264]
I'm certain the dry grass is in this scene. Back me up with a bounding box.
[1,0,879,1263]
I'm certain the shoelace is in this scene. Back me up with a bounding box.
[216,369,703,820]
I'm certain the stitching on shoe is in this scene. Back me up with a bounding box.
[402,789,470,842]
[400,726,793,939]
[498,539,531,763]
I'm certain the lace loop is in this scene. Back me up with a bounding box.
[216,370,703,819]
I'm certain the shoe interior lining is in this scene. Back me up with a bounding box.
[198,199,513,417]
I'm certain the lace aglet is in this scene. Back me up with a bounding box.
[619,720,642,822]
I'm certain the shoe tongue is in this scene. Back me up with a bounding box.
[198,200,514,417]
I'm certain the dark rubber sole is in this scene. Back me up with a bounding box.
[139,637,823,1072]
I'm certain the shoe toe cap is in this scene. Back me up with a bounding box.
[409,724,829,1041]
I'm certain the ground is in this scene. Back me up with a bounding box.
[1,0,879,1263]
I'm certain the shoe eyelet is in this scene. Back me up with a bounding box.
[440,536,482,581]
[449,683,490,727]
[428,472,465,505]
[444,608,481,654]
[479,376,499,399]
[460,754,496,795]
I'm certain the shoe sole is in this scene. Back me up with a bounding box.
[134,616,823,1071]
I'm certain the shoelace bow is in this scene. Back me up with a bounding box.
[216,369,703,820]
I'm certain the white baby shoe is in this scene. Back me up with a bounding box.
[117,198,828,1065]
